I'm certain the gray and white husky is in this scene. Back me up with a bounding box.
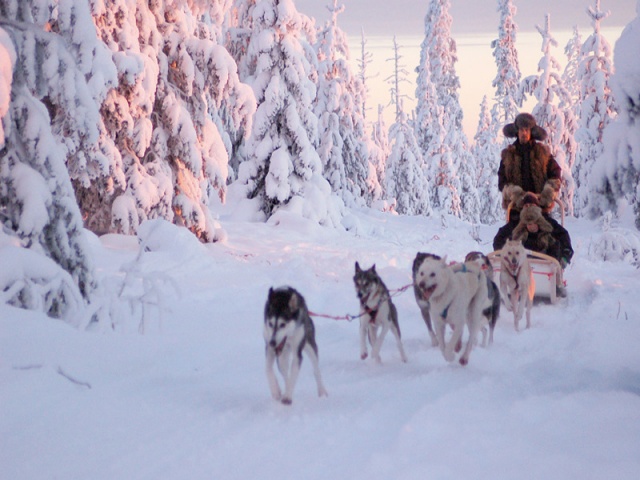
[412,252,442,347]
[464,251,501,346]
[499,239,535,331]
[263,286,328,405]
[414,255,488,366]
[353,262,407,363]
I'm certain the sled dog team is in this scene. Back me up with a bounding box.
[264,244,536,405]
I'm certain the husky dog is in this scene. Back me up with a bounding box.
[353,262,407,363]
[412,252,441,347]
[264,286,328,405]
[464,251,501,346]
[499,239,535,331]
[414,255,488,366]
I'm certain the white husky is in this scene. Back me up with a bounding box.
[414,256,488,366]
[499,239,535,331]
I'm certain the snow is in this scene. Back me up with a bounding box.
[2,204,640,480]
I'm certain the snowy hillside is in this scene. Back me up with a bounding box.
[2,206,639,480]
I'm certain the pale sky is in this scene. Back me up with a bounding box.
[296,0,636,139]
[296,0,636,36]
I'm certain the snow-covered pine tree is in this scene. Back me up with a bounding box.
[368,105,390,206]
[589,1,640,229]
[314,0,371,207]
[386,107,432,216]
[561,26,583,196]
[386,35,411,124]
[357,28,375,122]
[490,0,523,139]
[0,16,100,323]
[521,14,577,216]
[1,1,124,238]
[573,0,616,217]
[562,26,583,110]
[415,0,466,219]
[96,0,255,241]
[356,30,384,205]
[472,96,503,225]
[234,0,341,225]
[227,0,258,80]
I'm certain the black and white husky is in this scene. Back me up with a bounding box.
[353,262,407,363]
[465,251,501,346]
[263,286,328,405]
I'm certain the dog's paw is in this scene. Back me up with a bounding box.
[318,387,328,397]
[459,357,468,367]
[281,397,292,405]
[270,389,282,401]
[443,350,455,362]
[360,352,368,360]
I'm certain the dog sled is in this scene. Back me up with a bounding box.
[487,250,563,304]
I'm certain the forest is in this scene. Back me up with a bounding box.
[0,0,638,323]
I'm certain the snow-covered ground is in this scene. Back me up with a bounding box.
[2,206,639,480]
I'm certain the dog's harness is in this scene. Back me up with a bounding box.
[361,291,385,324]
[504,261,522,290]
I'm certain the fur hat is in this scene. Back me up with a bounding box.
[503,113,548,141]
[512,202,554,249]
[539,179,561,213]
[502,184,525,210]
[520,192,539,208]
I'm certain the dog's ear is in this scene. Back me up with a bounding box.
[372,264,376,273]
[355,261,361,273]
[268,287,274,299]
[288,292,299,311]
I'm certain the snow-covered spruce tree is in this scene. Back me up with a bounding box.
[472,96,503,225]
[562,26,583,109]
[234,0,341,224]
[386,35,411,124]
[490,0,523,138]
[357,28,374,122]
[386,107,431,216]
[314,0,372,207]
[357,30,384,205]
[521,14,577,216]
[95,0,255,241]
[368,105,390,206]
[1,0,125,238]
[573,0,616,217]
[588,1,640,230]
[415,0,467,219]
[0,20,98,323]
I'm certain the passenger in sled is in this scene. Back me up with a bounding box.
[492,113,574,298]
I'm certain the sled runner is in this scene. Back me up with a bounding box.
[487,250,563,304]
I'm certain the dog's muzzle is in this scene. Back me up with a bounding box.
[419,282,437,300]
[270,337,287,355]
